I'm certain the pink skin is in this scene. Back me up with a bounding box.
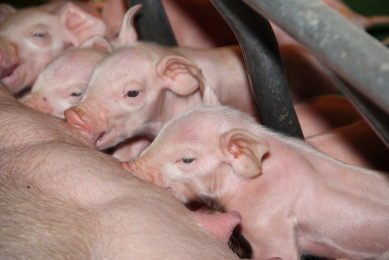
[123,105,389,260]
[0,3,106,94]
[20,36,111,119]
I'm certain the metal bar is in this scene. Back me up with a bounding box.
[209,0,304,139]
[126,0,177,46]
[242,0,389,115]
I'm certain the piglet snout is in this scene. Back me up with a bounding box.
[121,160,164,186]
[64,108,92,134]
[22,95,53,115]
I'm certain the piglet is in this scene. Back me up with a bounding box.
[20,36,111,119]
[0,2,106,94]
[123,104,389,260]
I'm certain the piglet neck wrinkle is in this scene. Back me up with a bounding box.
[210,163,251,209]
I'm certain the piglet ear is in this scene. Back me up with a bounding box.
[197,69,222,106]
[0,4,15,24]
[79,35,112,53]
[118,4,142,45]
[220,128,269,178]
[156,55,222,105]
[58,2,106,46]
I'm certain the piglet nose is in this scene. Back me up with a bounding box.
[22,95,52,114]
[122,161,163,186]
[64,108,92,134]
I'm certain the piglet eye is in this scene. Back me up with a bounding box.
[34,32,46,38]
[127,90,140,98]
[71,92,83,97]
[181,157,195,164]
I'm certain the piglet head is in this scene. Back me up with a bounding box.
[21,93,54,115]
[65,100,110,146]
[0,3,106,94]
[22,36,111,119]
[66,46,222,150]
[122,106,270,204]
[121,158,164,187]
[65,3,222,150]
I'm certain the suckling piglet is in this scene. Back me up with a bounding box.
[123,104,389,260]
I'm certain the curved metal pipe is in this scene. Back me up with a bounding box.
[209,0,304,139]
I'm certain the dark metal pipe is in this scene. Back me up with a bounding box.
[126,0,177,46]
[209,0,304,139]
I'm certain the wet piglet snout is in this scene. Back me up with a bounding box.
[64,108,92,134]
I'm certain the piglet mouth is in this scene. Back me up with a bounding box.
[94,131,107,146]
[1,64,19,79]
